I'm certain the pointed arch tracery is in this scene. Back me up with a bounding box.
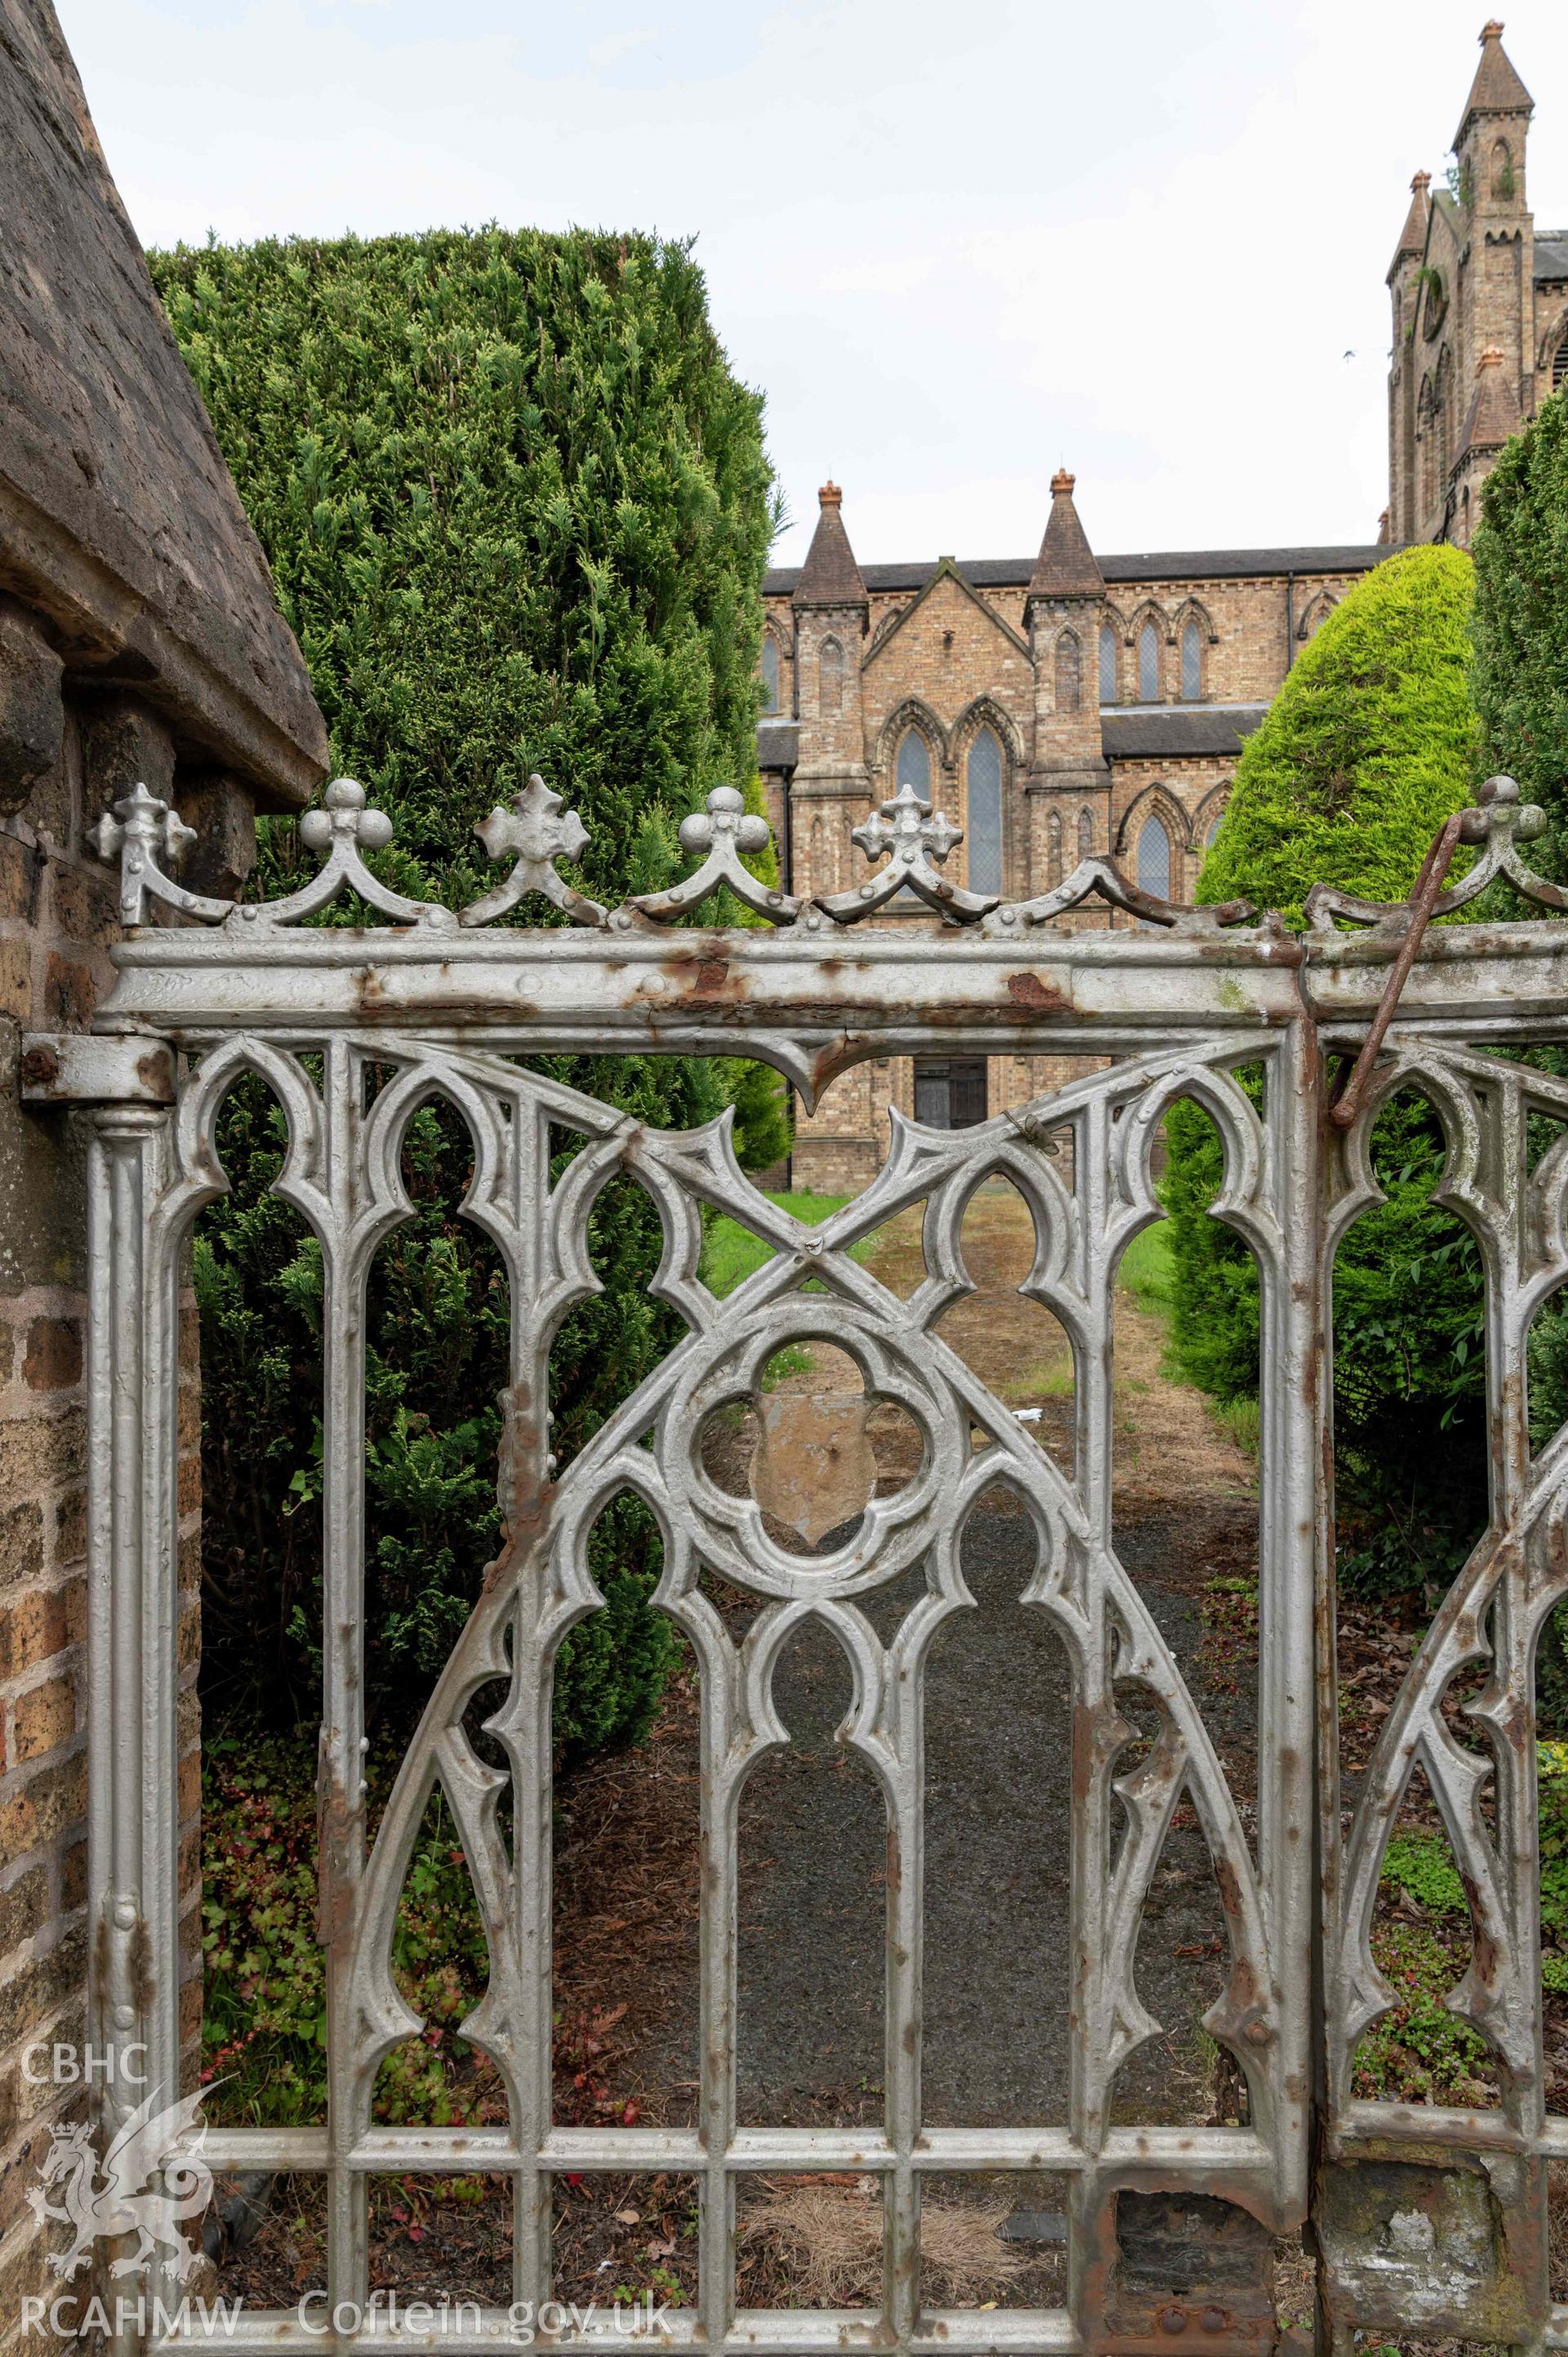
[1115,781,1194,858]
[1296,590,1337,644]
[875,698,947,793]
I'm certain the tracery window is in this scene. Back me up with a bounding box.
[1138,621,1160,702]
[1055,630,1081,714]
[1181,619,1202,701]
[1099,623,1118,704]
[818,637,843,716]
[896,727,932,797]
[1138,812,1172,901]
[760,635,779,713]
[966,727,1004,895]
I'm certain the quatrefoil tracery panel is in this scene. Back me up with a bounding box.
[168,1031,1296,2179]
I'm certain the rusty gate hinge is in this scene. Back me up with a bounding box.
[1327,811,1467,1132]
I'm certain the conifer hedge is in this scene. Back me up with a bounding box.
[1165,546,1486,1595]
[1472,385,1568,878]
[149,228,775,1749]
[1472,388,1568,1702]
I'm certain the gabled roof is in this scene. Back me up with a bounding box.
[861,555,1031,669]
[0,0,327,804]
[1455,20,1533,146]
[792,481,867,607]
[1027,469,1105,599]
[1536,234,1568,282]
[764,546,1392,597]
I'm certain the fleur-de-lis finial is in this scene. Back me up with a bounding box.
[816,780,997,925]
[621,786,800,925]
[88,782,231,927]
[464,774,605,928]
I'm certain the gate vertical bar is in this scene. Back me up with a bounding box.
[319,1039,370,2324]
[1259,1013,1324,2226]
[87,1105,180,2351]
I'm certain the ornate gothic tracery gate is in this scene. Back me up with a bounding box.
[33,768,1568,2353]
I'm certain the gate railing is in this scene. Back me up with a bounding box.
[26,768,1568,2354]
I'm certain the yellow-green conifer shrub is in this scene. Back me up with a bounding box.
[1167,545,1486,1598]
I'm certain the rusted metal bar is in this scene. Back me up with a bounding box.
[1326,810,1465,1130]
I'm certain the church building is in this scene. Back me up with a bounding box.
[1388,20,1568,548]
[756,21,1561,1193]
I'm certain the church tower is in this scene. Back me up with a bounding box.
[1454,20,1535,434]
[1387,174,1431,546]
[1387,22,1548,546]
[1024,471,1111,891]
[788,482,871,899]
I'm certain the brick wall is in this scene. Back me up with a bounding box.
[0,666,212,2341]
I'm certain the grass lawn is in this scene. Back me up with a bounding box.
[1118,1219,1174,1311]
[701,1191,870,1298]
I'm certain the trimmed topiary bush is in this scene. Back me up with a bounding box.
[1196,545,1478,923]
[1166,546,1486,1599]
[151,227,774,1750]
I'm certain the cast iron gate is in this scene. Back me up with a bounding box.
[31,768,1568,2353]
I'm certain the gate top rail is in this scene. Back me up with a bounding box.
[55,767,1568,1086]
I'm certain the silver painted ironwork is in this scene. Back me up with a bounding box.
[65,771,1568,2352]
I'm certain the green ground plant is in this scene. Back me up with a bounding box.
[202,1735,495,2125]
[149,226,776,1752]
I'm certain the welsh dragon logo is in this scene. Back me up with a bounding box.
[26,2084,215,2283]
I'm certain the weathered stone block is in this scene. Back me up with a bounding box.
[0,1753,86,1870]
[175,769,257,899]
[1316,2157,1527,2342]
[0,604,64,814]
[0,942,30,1023]
[13,1671,77,1763]
[20,1317,81,1394]
[79,690,176,831]
[0,1504,44,1592]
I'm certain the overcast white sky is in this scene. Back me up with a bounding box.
[54,0,1568,568]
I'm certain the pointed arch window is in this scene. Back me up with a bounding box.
[1046,808,1063,889]
[1078,807,1095,863]
[760,635,779,713]
[1555,330,1568,392]
[1138,621,1160,702]
[1490,139,1513,199]
[966,727,1004,895]
[818,637,844,716]
[1180,619,1202,701]
[896,727,932,798]
[1054,630,1081,715]
[1099,624,1118,705]
[1137,812,1172,902]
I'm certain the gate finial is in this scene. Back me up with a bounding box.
[620,786,800,926]
[464,773,607,928]
[816,779,999,925]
